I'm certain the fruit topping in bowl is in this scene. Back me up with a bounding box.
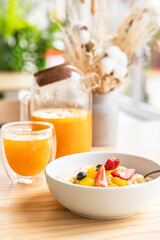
[77,172,86,180]
[104,156,120,170]
[111,169,136,180]
[94,165,109,187]
[59,156,148,187]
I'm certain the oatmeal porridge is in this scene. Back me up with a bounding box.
[58,156,149,187]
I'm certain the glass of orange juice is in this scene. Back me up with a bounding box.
[1,121,56,184]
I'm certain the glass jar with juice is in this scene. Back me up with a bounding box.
[21,63,100,158]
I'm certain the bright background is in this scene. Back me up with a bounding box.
[0,0,160,123]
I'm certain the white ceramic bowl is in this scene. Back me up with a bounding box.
[46,152,160,219]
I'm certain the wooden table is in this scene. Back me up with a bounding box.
[1,121,160,240]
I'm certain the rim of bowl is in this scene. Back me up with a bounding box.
[2,121,53,135]
[45,151,160,190]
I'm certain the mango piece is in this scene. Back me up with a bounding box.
[79,177,95,186]
[86,166,97,179]
[87,171,97,179]
[112,177,128,186]
[87,167,97,174]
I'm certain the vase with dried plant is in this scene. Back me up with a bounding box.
[53,0,158,145]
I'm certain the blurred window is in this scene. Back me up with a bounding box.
[109,0,160,119]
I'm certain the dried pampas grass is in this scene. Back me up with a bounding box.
[64,0,111,92]
[63,0,158,93]
[114,0,157,59]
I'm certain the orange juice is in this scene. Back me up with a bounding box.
[31,108,92,158]
[3,124,52,176]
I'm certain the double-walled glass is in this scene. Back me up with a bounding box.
[21,64,98,158]
[1,121,56,184]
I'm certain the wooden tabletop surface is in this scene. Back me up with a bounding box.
[1,121,160,240]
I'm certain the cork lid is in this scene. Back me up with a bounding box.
[34,62,73,87]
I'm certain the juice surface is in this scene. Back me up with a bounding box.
[3,124,52,176]
[31,108,92,158]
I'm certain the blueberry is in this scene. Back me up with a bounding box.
[77,172,86,180]
[96,164,101,171]
[96,164,101,168]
